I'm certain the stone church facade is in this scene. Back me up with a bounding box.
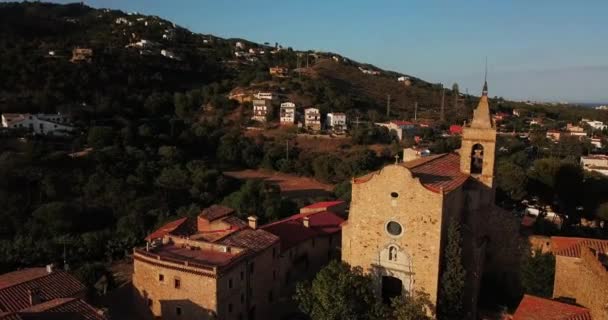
[342,82,521,318]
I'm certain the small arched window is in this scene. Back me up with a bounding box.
[470,143,484,174]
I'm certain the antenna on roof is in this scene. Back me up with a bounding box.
[484,56,488,84]
[63,242,69,271]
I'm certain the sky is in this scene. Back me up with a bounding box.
[48,0,608,103]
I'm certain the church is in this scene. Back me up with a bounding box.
[341,81,521,317]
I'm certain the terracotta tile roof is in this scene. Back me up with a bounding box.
[148,244,240,267]
[218,228,279,252]
[301,201,344,210]
[262,211,344,251]
[145,217,188,241]
[18,298,108,320]
[512,295,592,320]
[200,205,235,221]
[0,268,86,313]
[404,153,470,192]
[353,153,469,193]
[0,313,22,320]
[551,236,608,258]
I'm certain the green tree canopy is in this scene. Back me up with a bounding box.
[520,249,555,298]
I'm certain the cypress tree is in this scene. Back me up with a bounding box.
[438,219,466,319]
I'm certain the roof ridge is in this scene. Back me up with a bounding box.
[0,268,54,291]
[403,153,450,169]
[260,210,327,229]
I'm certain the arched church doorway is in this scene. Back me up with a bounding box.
[471,143,484,174]
[382,276,402,304]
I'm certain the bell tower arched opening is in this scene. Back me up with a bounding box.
[470,144,484,174]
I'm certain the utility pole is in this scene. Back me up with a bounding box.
[306,54,309,68]
[414,101,418,121]
[356,116,360,129]
[440,85,445,122]
[297,55,301,80]
[286,140,289,161]
[386,94,391,117]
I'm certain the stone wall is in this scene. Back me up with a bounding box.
[133,254,219,320]
[342,164,444,307]
[554,249,608,320]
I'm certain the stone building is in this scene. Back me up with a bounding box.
[552,237,608,320]
[133,203,344,320]
[341,81,520,317]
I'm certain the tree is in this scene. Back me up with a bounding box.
[87,126,114,149]
[520,249,555,297]
[438,219,466,319]
[496,161,527,201]
[595,202,608,230]
[294,260,385,320]
[452,83,459,108]
[391,291,434,320]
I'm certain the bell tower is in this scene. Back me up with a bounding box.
[460,80,497,189]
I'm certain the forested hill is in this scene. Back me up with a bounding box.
[0,1,478,123]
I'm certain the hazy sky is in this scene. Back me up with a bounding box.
[49,0,608,103]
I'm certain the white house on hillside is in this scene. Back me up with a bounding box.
[304,108,321,131]
[1,113,74,136]
[252,99,272,123]
[253,92,275,100]
[280,102,296,125]
[326,112,347,133]
[582,119,607,131]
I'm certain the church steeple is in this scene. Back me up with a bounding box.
[470,81,494,129]
[460,78,497,191]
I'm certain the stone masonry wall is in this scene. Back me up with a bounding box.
[342,164,444,307]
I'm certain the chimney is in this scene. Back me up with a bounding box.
[46,264,54,274]
[248,216,258,230]
[28,289,41,306]
[303,216,310,228]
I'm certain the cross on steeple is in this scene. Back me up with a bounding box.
[394,154,400,164]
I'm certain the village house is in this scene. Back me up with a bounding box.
[0,266,107,319]
[161,49,179,60]
[304,108,321,131]
[566,123,586,133]
[251,99,272,123]
[580,155,608,176]
[1,113,74,136]
[269,67,289,77]
[397,76,412,86]
[279,102,296,126]
[133,203,344,320]
[253,92,275,100]
[546,130,562,141]
[70,47,93,63]
[375,120,417,141]
[402,147,431,162]
[582,118,607,131]
[326,112,347,133]
[591,137,603,149]
[552,236,608,320]
[342,81,521,318]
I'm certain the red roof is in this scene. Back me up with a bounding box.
[512,295,591,320]
[0,268,86,313]
[200,205,235,221]
[145,217,188,241]
[390,120,415,126]
[18,298,107,320]
[449,125,463,134]
[551,236,608,258]
[301,201,344,210]
[354,153,469,193]
[262,211,344,251]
